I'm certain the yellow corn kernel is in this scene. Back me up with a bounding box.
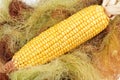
[12,5,109,69]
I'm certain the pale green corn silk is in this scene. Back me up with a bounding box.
[9,51,102,80]
[0,0,12,23]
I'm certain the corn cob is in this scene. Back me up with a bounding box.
[12,5,109,69]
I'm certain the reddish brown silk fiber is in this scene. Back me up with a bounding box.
[0,73,9,80]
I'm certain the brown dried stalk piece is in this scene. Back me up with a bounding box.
[9,0,32,20]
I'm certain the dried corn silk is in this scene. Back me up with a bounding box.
[93,16,120,80]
